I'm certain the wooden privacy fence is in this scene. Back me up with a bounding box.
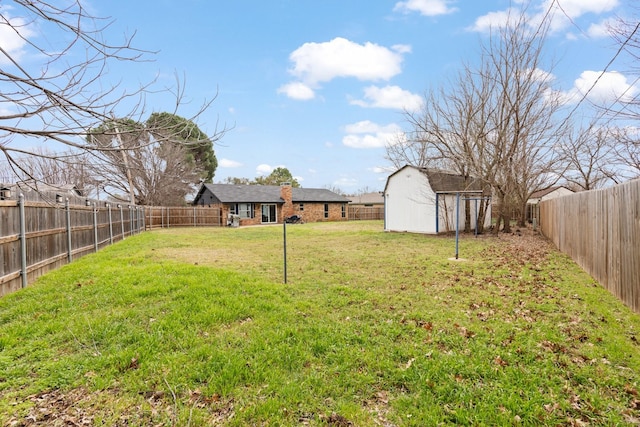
[145,205,223,229]
[0,196,144,296]
[540,179,640,313]
[347,206,384,221]
[0,201,378,297]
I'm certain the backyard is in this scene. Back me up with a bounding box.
[1,221,639,426]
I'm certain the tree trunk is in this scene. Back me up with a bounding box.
[464,198,471,232]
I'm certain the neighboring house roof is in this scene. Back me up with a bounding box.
[384,165,487,193]
[529,186,573,199]
[194,183,351,204]
[527,186,574,204]
[349,192,384,205]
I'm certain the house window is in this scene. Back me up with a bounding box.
[299,203,304,211]
[341,203,346,218]
[324,203,329,218]
[231,203,254,218]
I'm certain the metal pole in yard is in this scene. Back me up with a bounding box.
[18,193,27,288]
[93,202,98,252]
[66,199,72,262]
[475,198,478,237]
[283,221,288,284]
[435,193,439,233]
[107,203,113,244]
[455,192,460,260]
[119,204,125,240]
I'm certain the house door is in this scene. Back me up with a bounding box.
[261,204,277,223]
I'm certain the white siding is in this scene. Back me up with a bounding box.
[385,165,492,234]
[385,168,437,234]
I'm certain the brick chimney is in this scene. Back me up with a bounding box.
[280,182,294,219]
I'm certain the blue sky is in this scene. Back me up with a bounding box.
[5,0,636,192]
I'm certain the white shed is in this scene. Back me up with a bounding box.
[384,165,491,234]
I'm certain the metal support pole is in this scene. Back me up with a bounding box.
[93,202,98,252]
[18,194,27,288]
[283,221,288,284]
[128,206,133,235]
[474,199,478,237]
[119,204,125,240]
[435,193,439,233]
[455,192,460,260]
[65,199,72,262]
[107,204,113,244]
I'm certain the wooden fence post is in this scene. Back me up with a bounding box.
[18,193,27,289]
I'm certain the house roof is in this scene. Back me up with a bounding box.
[291,187,351,203]
[195,183,351,204]
[529,186,573,199]
[349,192,384,205]
[384,165,487,193]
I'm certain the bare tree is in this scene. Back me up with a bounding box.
[7,148,93,192]
[557,125,622,190]
[0,1,224,194]
[389,8,566,232]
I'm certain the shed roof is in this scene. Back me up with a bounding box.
[384,165,487,193]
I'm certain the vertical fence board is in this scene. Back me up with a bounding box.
[541,179,640,313]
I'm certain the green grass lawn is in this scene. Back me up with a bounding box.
[1,221,640,426]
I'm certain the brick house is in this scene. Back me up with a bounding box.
[192,183,351,226]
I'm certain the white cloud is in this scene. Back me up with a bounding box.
[219,158,242,168]
[342,120,404,149]
[562,70,638,105]
[470,0,619,34]
[371,166,395,174]
[394,0,458,16]
[537,0,619,33]
[468,9,515,32]
[587,18,615,38]
[280,37,412,100]
[256,164,273,176]
[277,82,315,100]
[0,12,36,64]
[350,85,423,111]
[333,177,358,188]
[255,164,287,176]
